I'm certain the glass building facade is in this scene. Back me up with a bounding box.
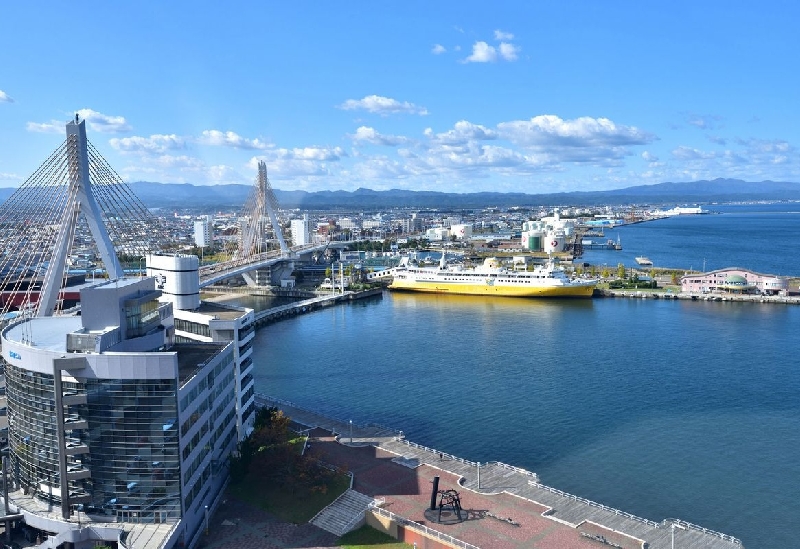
[5,363,182,522]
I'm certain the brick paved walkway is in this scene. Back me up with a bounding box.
[204,396,744,549]
[308,429,600,549]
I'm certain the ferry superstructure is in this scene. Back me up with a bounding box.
[388,255,596,298]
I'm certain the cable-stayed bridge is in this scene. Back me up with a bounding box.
[0,117,331,317]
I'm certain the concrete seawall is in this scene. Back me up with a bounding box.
[596,289,800,304]
[252,287,383,327]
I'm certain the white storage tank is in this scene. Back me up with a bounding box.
[146,253,200,310]
[543,229,567,253]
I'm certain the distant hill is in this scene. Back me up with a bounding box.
[3,178,799,211]
[129,178,800,210]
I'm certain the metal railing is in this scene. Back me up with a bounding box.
[369,504,481,549]
[487,461,539,482]
[396,439,479,467]
[532,483,659,528]
[662,518,742,545]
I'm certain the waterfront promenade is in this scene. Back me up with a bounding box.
[599,289,800,304]
[255,395,742,549]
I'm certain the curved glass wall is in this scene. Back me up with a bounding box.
[83,377,180,522]
[5,365,60,502]
[5,362,181,523]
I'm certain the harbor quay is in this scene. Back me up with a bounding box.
[597,289,800,304]
[253,394,743,549]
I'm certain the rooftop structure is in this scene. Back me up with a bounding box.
[2,275,238,548]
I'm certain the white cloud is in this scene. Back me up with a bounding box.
[465,41,497,63]
[198,129,270,150]
[464,41,520,63]
[76,108,132,133]
[499,42,520,61]
[110,134,185,153]
[146,154,205,169]
[671,146,717,160]
[707,135,727,146]
[0,90,13,103]
[248,156,333,178]
[26,121,63,134]
[351,156,412,181]
[338,95,429,116]
[432,44,446,55]
[273,146,345,161]
[28,110,131,134]
[494,30,514,41]
[641,151,659,162]
[204,164,244,184]
[351,126,409,146]
[427,120,498,145]
[121,159,244,185]
[685,113,723,130]
[498,115,654,156]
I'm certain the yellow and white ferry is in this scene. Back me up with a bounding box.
[388,255,597,298]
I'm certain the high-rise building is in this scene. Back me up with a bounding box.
[193,216,213,248]
[1,273,242,548]
[290,214,310,246]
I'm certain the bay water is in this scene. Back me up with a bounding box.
[245,204,800,549]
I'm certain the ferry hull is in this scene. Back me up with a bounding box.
[388,280,596,298]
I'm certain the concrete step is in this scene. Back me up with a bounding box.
[311,489,376,536]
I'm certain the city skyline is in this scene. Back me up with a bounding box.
[1,2,799,193]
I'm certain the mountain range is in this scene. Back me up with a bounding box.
[2,178,799,210]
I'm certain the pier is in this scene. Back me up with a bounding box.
[243,287,383,327]
[255,394,743,549]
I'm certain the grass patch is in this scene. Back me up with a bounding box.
[229,472,350,524]
[339,525,414,548]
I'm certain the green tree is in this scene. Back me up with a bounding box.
[617,263,626,279]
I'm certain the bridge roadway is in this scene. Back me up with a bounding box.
[198,243,330,288]
[256,394,743,549]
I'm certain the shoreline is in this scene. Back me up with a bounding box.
[254,393,743,549]
[596,288,800,304]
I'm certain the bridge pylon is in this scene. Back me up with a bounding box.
[237,161,288,258]
[0,116,165,317]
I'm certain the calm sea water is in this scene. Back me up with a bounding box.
[586,202,800,276]
[245,204,800,549]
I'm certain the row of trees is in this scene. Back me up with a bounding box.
[230,407,341,495]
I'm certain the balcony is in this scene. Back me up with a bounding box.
[62,392,87,406]
[64,439,89,456]
[64,416,88,431]
[66,465,91,481]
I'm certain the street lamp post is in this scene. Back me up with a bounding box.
[349,419,353,444]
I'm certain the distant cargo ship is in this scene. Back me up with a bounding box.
[388,255,596,298]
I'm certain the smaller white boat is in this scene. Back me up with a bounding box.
[635,257,653,266]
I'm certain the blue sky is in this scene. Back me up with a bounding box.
[1,1,798,193]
